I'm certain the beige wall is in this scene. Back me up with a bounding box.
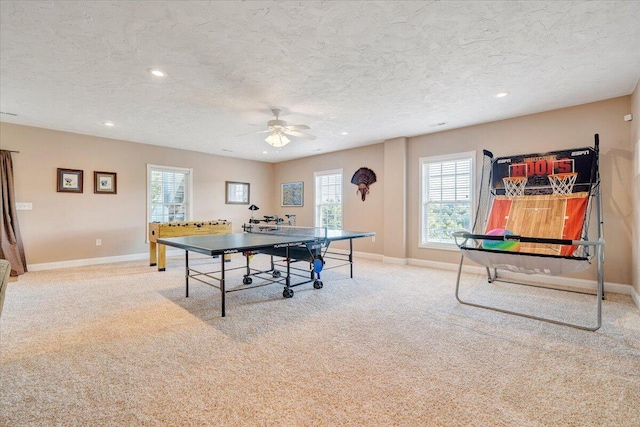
[272,143,384,254]
[1,95,636,287]
[271,96,636,286]
[631,81,640,295]
[407,96,634,285]
[1,123,275,265]
[383,138,408,260]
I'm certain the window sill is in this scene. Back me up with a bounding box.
[418,242,460,252]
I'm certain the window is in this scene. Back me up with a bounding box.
[420,151,474,247]
[315,169,342,229]
[147,164,193,223]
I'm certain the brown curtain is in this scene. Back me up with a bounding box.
[0,150,27,276]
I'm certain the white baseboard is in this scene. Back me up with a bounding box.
[407,257,634,298]
[632,286,640,308]
[28,248,378,272]
[353,250,384,261]
[382,256,408,265]
[25,250,640,311]
[409,257,481,275]
[27,249,185,271]
[29,248,374,272]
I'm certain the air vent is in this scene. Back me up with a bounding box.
[0,111,18,116]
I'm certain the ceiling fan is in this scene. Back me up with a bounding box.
[248,109,316,148]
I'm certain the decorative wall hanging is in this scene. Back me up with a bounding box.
[225,181,250,204]
[351,167,377,201]
[57,168,83,193]
[281,181,304,207]
[94,171,117,194]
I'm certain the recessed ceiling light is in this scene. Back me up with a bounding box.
[149,69,166,77]
[340,132,348,135]
[103,121,114,127]
[495,92,509,98]
[262,151,268,154]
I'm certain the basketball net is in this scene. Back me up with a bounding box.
[548,172,578,195]
[502,176,528,198]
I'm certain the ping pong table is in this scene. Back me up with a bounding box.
[157,225,375,316]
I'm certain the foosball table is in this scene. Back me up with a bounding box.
[149,220,232,271]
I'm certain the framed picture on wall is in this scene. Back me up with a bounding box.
[225,181,250,204]
[281,181,303,207]
[94,171,117,194]
[56,168,83,193]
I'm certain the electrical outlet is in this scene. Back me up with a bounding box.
[372,236,376,243]
[96,239,102,246]
[16,202,32,210]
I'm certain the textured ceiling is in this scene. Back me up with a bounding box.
[1,1,639,162]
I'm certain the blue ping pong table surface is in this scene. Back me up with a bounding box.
[156,229,374,317]
[157,230,374,255]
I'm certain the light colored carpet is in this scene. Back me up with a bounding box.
[1,255,639,426]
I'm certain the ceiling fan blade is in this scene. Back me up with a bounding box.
[236,129,271,137]
[284,129,317,140]
[285,124,310,130]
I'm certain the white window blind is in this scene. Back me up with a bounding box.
[147,165,193,223]
[314,169,343,229]
[420,152,474,246]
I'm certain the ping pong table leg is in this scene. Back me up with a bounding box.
[221,254,226,317]
[185,250,189,298]
[286,246,290,288]
[349,239,354,278]
[282,246,294,298]
[245,252,251,277]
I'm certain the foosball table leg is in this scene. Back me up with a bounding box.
[158,244,166,271]
[149,241,157,267]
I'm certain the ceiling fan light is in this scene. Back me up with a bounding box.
[265,133,291,148]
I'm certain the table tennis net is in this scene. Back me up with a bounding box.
[243,224,329,239]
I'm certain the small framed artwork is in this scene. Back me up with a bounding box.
[281,181,304,207]
[57,168,83,193]
[225,181,250,204]
[94,171,117,194]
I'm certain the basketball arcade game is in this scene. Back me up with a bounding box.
[453,134,604,330]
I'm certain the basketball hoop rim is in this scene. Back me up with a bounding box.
[548,172,578,178]
[502,176,528,197]
[503,176,528,181]
[548,172,577,195]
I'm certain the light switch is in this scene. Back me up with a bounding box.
[16,202,32,210]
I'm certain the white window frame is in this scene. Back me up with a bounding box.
[314,168,343,229]
[419,151,475,250]
[146,164,193,227]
